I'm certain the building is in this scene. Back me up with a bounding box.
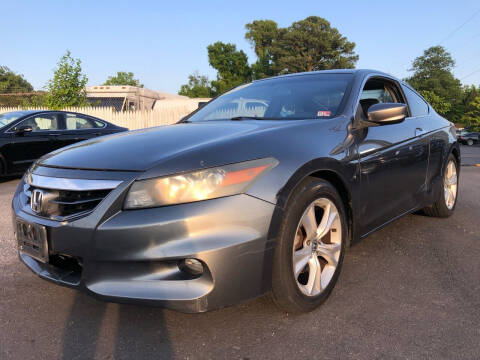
[86,85,188,111]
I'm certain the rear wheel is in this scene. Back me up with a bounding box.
[423,154,458,217]
[272,177,346,313]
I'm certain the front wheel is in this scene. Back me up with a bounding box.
[272,177,347,313]
[467,139,474,146]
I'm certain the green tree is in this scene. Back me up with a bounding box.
[44,51,88,109]
[207,42,252,94]
[419,90,451,115]
[447,85,480,126]
[22,92,47,108]
[180,16,358,96]
[405,46,462,122]
[462,85,479,106]
[275,16,358,73]
[0,66,33,93]
[462,95,480,128]
[245,20,279,79]
[104,71,143,87]
[246,16,358,75]
[178,71,214,98]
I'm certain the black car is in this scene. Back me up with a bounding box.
[13,70,460,313]
[458,132,479,146]
[0,110,127,176]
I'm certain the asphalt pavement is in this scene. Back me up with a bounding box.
[460,144,480,166]
[1,163,479,359]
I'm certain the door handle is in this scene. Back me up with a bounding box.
[415,128,426,137]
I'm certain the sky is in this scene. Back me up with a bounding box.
[2,0,480,94]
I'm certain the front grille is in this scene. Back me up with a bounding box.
[23,184,111,220]
[24,185,111,219]
[22,173,122,221]
[52,189,111,216]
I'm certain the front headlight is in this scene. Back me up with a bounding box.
[124,158,278,209]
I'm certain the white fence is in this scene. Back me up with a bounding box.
[0,99,206,130]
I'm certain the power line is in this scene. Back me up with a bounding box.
[439,8,480,44]
[404,10,480,79]
[460,67,480,80]
[401,10,480,73]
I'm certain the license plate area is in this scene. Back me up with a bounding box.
[16,219,48,263]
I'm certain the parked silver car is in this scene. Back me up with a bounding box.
[13,70,460,312]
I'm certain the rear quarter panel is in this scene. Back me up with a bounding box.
[424,112,458,191]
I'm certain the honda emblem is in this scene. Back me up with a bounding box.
[31,189,45,213]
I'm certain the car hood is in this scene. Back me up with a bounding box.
[38,121,288,172]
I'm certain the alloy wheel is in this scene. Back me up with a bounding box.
[444,160,458,210]
[292,198,342,297]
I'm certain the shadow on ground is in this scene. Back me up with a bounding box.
[60,294,173,360]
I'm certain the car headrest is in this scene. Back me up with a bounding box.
[360,98,380,116]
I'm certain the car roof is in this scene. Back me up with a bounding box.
[7,109,106,121]
[18,110,88,115]
[0,110,120,129]
[253,69,394,82]
[3,109,101,116]
[2,110,39,117]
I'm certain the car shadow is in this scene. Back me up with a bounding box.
[57,213,424,359]
[0,175,21,184]
[57,210,433,359]
[61,293,173,359]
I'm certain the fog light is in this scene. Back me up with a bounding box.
[179,258,204,276]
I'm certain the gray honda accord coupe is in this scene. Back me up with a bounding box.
[13,69,460,313]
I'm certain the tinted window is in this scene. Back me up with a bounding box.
[65,114,103,129]
[13,113,60,132]
[0,111,33,128]
[358,79,405,117]
[403,86,429,117]
[187,74,353,122]
[360,88,394,103]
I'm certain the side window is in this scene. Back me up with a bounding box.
[359,79,404,116]
[360,88,394,103]
[65,114,103,130]
[402,86,429,117]
[14,113,59,132]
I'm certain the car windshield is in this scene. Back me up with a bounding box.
[0,111,31,128]
[186,73,353,122]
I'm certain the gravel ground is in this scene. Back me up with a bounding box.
[1,167,479,360]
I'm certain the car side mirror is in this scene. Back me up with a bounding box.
[197,102,207,109]
[367,103,408,125]
[14,125,33,135]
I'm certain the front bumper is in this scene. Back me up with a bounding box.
[13,172,276,313]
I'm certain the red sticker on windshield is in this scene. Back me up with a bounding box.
[317,110,331,117]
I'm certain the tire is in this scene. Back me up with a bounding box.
[423,153,459,218]
[272,177,347,313]
[467,139,473,146]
